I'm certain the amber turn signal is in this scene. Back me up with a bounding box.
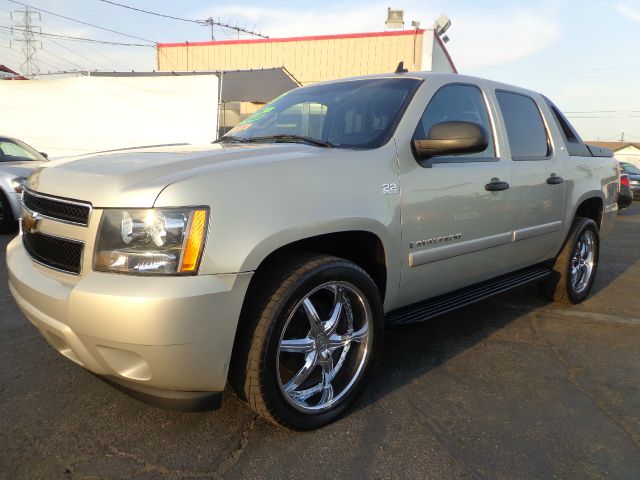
[180,210,208,273]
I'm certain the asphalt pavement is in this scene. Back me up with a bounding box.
[1,203,639,479]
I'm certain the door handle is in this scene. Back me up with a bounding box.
[546,175,564,185]
[485,179,510,192]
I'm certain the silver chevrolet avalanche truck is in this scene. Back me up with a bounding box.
[7,72,619,430]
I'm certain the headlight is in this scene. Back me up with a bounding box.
[11,177,27,193]
[94,208,208,275]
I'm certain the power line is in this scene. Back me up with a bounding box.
[0,42,21,55]
[566,116,640,119]
[8,0,156,44]
[32,55,65,71]
[564,110,640,114]
[45,36,109,70]
[565,113,640,118]
[0,25,154,47]
[96,0,269,39]
[39,45,84,70]
[96,0,201,24]
[40,19,128,70]
[595,134,625,141]
[465,63,640,74]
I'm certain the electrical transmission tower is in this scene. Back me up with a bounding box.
[10,6,42,77]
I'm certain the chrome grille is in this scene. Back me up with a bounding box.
[22,230,84,275]
[23,189,92,226]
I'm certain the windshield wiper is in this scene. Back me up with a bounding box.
[243,135,333,148]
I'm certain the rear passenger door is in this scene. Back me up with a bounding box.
[494,90,566,268]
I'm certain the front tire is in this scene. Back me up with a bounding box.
[230,254,383,430]
[541,217,600,304]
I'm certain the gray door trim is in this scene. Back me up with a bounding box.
[513,221,562,242]
[409,232,512,267]
[408,221,563,268]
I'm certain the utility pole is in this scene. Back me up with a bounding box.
[10,6,42,77]
[621,132,625,142]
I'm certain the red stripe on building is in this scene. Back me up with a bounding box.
[157,29,426,48]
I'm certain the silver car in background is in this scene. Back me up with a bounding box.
[0,136,48,233]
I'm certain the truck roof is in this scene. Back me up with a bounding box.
[299,71,544,101]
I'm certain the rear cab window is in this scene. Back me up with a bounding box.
[544,99,591,157]
[495,91,550,160]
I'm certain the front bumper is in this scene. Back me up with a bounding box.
[7,236,252,397]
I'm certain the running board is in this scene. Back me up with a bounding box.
[386,265,552,326]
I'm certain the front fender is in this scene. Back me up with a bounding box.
[0,184,21,219]
[153,143,402,294]
[238,218,394,272]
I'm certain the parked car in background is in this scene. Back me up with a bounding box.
[0,136,48,233]
[618,174,633,210]
[619,162,640,200]
[7,72,619,430]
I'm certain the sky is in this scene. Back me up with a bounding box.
[1,0,639,141]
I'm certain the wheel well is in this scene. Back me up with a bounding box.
[228,231,387,394]
[575,197,603,227]
[250,231,387,301]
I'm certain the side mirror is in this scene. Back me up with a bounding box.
[40,152,48,160]
[413,121,488,162]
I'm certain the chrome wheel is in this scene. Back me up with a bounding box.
[276,281,372,413]
[571,230,595,294]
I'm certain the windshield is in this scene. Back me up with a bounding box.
[0,138,46,162]
[621,162,640,175]
[220,78,422,149]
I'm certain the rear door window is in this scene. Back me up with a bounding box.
[496,91,550,160]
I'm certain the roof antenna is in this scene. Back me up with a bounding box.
[395,61,408,73]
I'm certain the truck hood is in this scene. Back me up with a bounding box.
[27,143,330,208]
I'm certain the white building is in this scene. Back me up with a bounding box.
[588,142,640,167]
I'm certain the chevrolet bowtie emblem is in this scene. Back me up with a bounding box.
[22,210,41,234]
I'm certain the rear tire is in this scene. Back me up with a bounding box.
[0,192,18,234]
[540,217,599,304]
[230,253,383,430]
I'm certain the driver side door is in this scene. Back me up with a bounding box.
[396,81,514,307]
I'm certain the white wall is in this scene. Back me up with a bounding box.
[421,30,456,73]
[614,145,640,168]
[0,75,219,159]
